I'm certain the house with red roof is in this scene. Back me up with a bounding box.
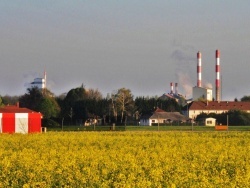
[140,107,188,126]
[0,103,42,133]
[185,101,250,120]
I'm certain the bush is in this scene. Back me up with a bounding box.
[42,118,60,127]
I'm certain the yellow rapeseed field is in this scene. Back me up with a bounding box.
[0,131,250,187]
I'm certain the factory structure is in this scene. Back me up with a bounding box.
[159,50,220,105]
[192,50,220,102]
[30,71,47,90]
[159,82,185,104]
[190,49,221,102]
[159,49,250,122]
[185,50,250,120]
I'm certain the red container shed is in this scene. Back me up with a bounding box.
[0,104,42,133]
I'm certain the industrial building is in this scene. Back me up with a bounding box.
[30,71,47,90]
[159,82,186,105]
[192,87,213,101]
[183,50,250,120]
[192,50,221,101]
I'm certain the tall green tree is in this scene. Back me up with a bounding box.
[114,88,134,123]
[241,96,250,102]
[0,96,4,107]
[19,87,60,121]
[61,86,87,118]
[38,97,60,119]
[19,87,43,111]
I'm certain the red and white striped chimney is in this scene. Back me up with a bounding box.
[215,49,220,101]
[197,51,202,87]
[170,82,174,94]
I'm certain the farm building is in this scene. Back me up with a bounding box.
[140,107,188,126]
[0,103,42,134]
[184,101,250,120]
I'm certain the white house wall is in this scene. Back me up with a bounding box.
[189,110,227,119]
[15,113,28,134]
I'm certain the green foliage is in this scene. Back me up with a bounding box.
[0,96,4,107]
[61,86,87,118]
[38,97,60,119]
[72,100,87,120]
[58,86,110,125]
[227,110,250,125]
[135,97,181,115]
[1,95,19,105]
[42,118,60,127]
[19,87,61,121]
[19,87,43,111]
[241,96,250,102]
[196,110,250,126]
[114,88,134,122]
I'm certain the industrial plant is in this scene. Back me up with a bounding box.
[185,50,250,120]
[192,50,221,102]
[159,82,186,105]
[30,71,47,90]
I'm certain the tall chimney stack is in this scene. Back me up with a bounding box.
[44,71,47,89]
[175,83,178,95]
[170,82,174,94]
[215,49,220,101]
[197,51,202,87]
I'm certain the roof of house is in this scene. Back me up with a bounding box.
[141,108,188,121]
[188,101,250,111]
[0,105,39,113]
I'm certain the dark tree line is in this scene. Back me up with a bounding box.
[57,86,181,126]
[196,110,250,126]
[0,85,182,126]
[135,96,181,115]
[4,85,250,126]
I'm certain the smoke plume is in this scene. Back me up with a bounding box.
[170,42,196,98]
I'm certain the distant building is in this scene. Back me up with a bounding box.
[140,107,188,126]
[192,86,213,101]
[29,71,47,90]
[184,101,250,119]
[205,117,216,126]
[30,78,45,89]
[159,82,186,106]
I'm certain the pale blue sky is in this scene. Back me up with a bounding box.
[1,1,250,100]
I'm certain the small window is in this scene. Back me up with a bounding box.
[152,120,155,123]
[207,120,212,124]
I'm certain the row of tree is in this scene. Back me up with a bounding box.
[196,110,250,125]
[1,86,250,126]
[0,85,181,126]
